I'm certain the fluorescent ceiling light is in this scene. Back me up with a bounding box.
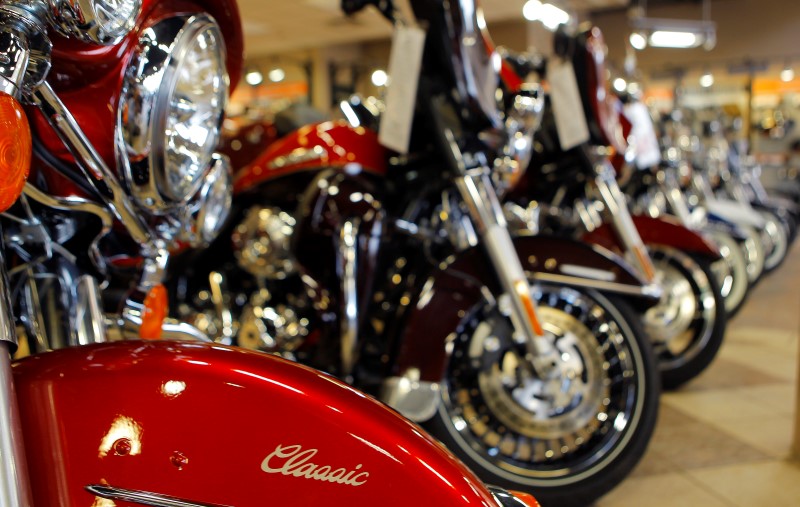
[649,30,699,48]
[523,0,569,31]
[781,67,795,82]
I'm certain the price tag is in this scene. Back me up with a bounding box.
[547,58,590,150]
[625,102,662,169]
[379,25,426,154]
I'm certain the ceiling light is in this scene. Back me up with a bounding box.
[700,71,714,88]
[245,70,263,86]
[613,77,627,93]
[523,0,569,31]
[371,69,388,87]
[268,67,285,82]
[630,15,716,50]
[781,66,794,82]
[629,32,647,50]
[650,30,698,49]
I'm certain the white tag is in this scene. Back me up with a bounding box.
[379,25,426,154]
[547,58,590,150]
[625,102,662,169]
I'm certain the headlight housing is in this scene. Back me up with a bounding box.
[186,154,233,246]
[118,13,229,214]
[48,0,141,45]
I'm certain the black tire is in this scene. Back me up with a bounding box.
[644,247,727,389]
[425,284,659,507]
[707,230,750,318]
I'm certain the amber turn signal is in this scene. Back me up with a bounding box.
[511,491,541,507]
[140,284,168,340]
[0,92,31,213]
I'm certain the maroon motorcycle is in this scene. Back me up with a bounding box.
[172,1,660,505]
[0,0,539,505]
[506,26,727,389]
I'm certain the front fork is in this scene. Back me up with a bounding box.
[444,133,556,375]
[0,238,34,507]
[591,156,657,283]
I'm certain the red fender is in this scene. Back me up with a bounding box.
[234,121,388,194]
[14,341,503,507]
[583,214,722,261]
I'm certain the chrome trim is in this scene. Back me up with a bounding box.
[118,14,228,213]
[46,0,141,45]
[339,219,360,378]
[0,3,52,97]
[266,145,326,170]
[31,81,156,250]
[531,271,662,299]
[0,346,33,506]
[86,485,230,507]
[488,486,533,507]
[0,239,16,348]
[208,271,234,344]
[380,372,441,422]
[75,275,106,346]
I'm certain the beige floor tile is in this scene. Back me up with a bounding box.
[676,357,787,392]
[705,414,794,459]
[690,460,800,507]
[715,346,797,382]
[661,389,788,425]
[595,472,730,507]
[734,384,797,415]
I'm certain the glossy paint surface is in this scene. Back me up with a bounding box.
[234,121,388,193]
[13,341,500,507]
[583,214,723,260]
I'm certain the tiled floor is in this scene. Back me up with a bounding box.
[596,241,800,506]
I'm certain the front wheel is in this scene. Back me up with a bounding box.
[426,284,659,507]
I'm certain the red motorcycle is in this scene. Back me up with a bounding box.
[173,1,660,505]
[0,1,538,506]
[507,26,727,389]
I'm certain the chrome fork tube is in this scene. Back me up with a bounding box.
[338,219,360,379]
[0,239,33,506]
[659,169,694,227]
[594,160,657,282]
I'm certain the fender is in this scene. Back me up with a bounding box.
[13,341,503,507]
[705,198,766,229]
[583,214,723,261]
[387,234,656,413]
[234,121,388,194]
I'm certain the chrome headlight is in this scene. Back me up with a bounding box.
[48,0,141,45]
[194,154,233,246]
[118,14,229,214]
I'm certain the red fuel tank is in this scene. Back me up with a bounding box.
[13,341,499,507]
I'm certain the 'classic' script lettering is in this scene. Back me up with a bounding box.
[261,444,369,487]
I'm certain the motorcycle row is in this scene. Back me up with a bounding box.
[0,0,795,505]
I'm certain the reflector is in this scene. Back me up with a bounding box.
[140,284,168,340]
[0,92,31,213]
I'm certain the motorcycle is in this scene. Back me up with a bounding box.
[0,1,538,506]
[173,0,660,505]
[505,26,727,389]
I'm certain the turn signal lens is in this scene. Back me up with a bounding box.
[0,92,31,213]
[511,491,541,507]
[140,284,167,340]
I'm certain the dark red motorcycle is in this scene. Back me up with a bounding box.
[0,0,538,505]
[172,1,660,505]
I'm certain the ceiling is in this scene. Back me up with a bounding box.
[236,0,629,58]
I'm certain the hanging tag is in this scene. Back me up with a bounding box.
[625,102,662,169]
[547,58,590,150]
[379,25,426,154]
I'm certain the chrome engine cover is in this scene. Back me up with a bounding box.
[232,206,297,279]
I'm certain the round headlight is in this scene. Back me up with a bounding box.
[185,154,233,246]
[118,14,229,214]
[48,0,141,45]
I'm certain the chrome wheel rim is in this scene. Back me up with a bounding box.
[762,213,788,271]
[643,248,716,371]
[440,286,644,484]
[709,230,748,314]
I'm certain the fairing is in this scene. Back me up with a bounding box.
[13,341,501,506]
[234,121,388,193]
[583,214,723,261]
[394,235,652,382]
